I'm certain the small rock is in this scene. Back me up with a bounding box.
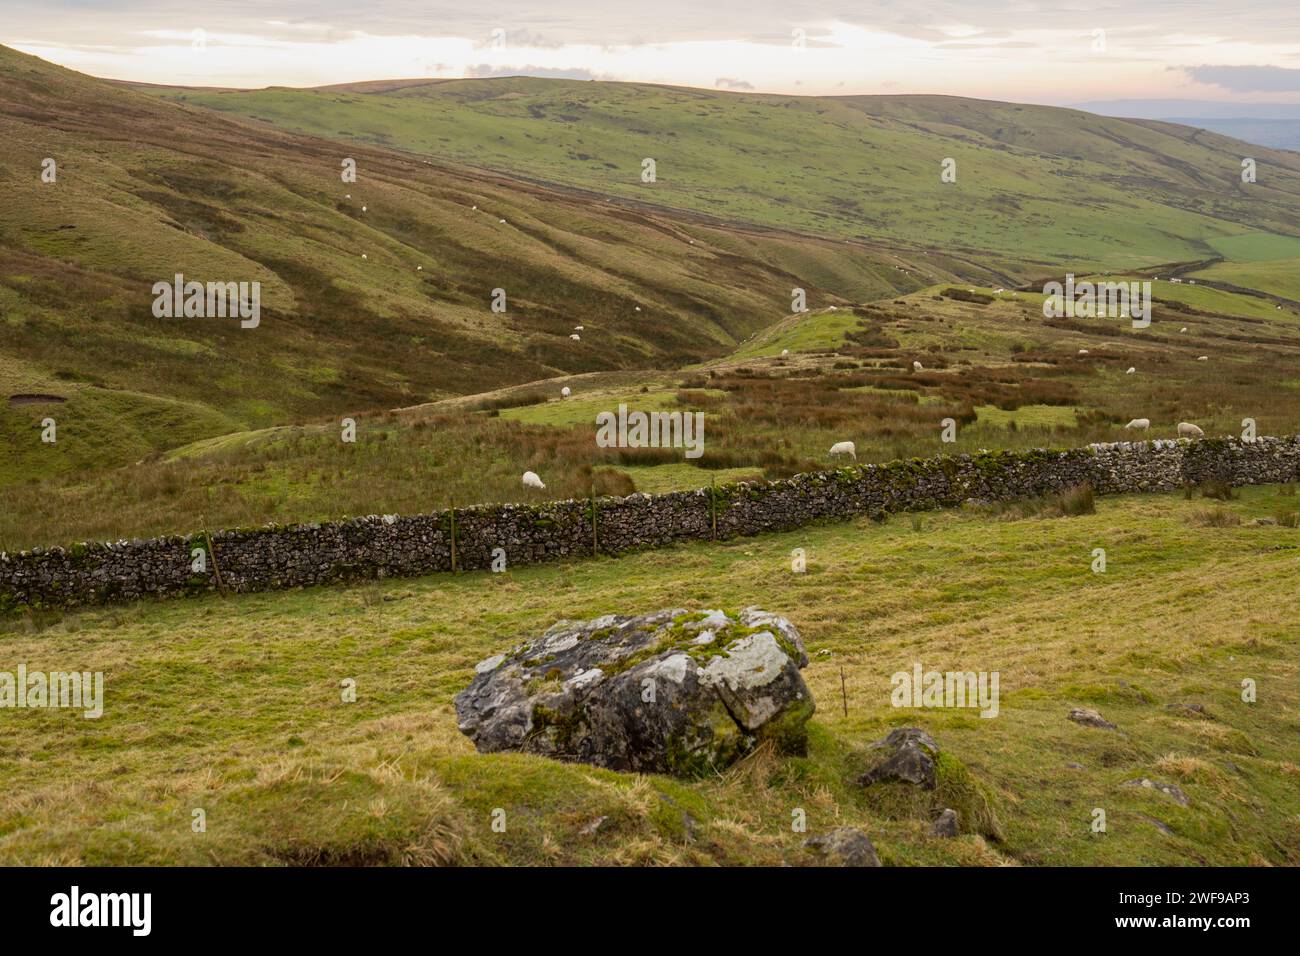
[1165,702,1212,720]
[1121,778,1190,806]
[804,828,881,867]
[932,808,959,838]
[1140,814,1174,835]
[856,727,939,789]
[1068,707,1116,730]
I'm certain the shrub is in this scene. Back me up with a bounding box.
[1055,483,1095,517]
[1187,507,1241,527]
[1199,479,1237,501]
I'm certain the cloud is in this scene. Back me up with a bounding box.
[714,76,753,89]
[1182,64,1300,93]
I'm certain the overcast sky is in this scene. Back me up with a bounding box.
[5,1,1300,104]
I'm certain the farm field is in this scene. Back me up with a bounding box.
[3,485,1297,866]
[8,280,1300,551]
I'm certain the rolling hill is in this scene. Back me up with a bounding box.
[140,76,1300,273]
[1,44,945,477]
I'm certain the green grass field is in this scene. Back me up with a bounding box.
[3,486,1296,865]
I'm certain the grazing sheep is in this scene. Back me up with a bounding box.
[913,360,923,371]
[522,471,545,489]
[1180,327,1187,332]
[574,325,584,331]
[1126,367,1136,374]
[1125,418,1150,430]
[570,333,581,341]
[781,349,790,356]
[1078,349,1089,355]
[1197,355,1208,361]
[561,386,571,398]
[828,441,857,460]
[1177,422,1205,438]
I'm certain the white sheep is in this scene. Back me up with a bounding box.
[561,386,571,398]
[1078,349,1089,355]
[574,325,584,331]
[828,441,857,460]
[1126,367,1136,374]
[913,360,923,371]
[1197,355,1208,361]
[1180,327,1187,333]
[570,333,581,341]
[1177,422,1205,438]
[1124,418,1150,430]
[781,349,790,356]
[522,471,545,489]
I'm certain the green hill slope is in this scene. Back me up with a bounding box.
[2,46,947,481]
[141,78,1300,272]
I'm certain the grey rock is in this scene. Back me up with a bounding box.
[1165,701,1212,719]
[453,607,814,775]
[1069,707,1116,729]
[804,828,882,867]
[1140,814,1174,835]
[856,727,940,789]
[932,808,959,838]
[1122,778,1190,806]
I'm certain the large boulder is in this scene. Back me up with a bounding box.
[454,607,814,776]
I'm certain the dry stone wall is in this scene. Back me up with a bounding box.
[3,436,1298,610]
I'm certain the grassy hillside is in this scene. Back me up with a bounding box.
[1,45,947,480]
[8,281,1300,551]
[142,79,1300,272]
[3,486,1297,865]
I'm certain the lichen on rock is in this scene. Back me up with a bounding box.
[454,607,815,775]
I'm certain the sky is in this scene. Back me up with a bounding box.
[4,1,1300,105]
